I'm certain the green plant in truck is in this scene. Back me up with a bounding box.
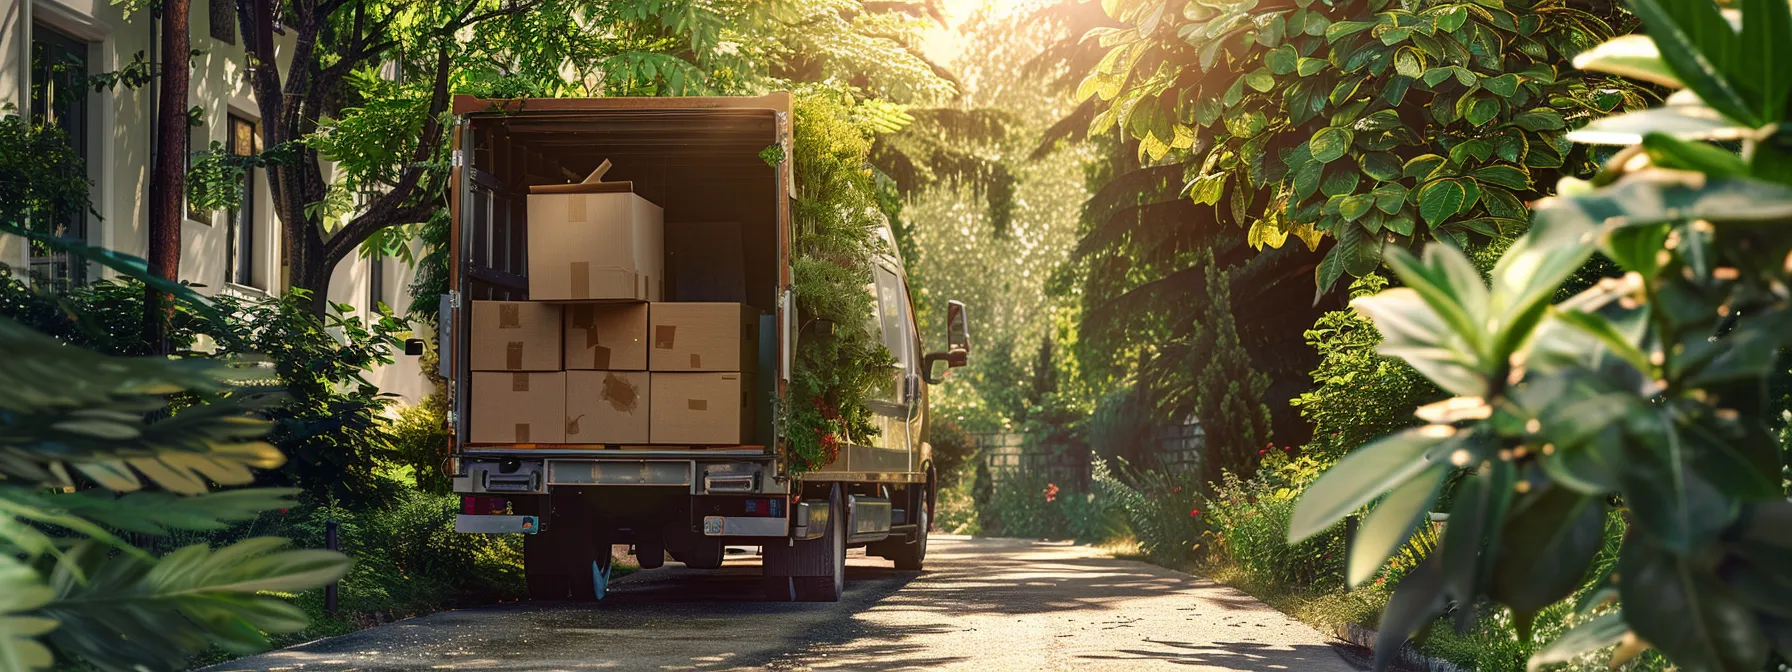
[1287,1,1792,670]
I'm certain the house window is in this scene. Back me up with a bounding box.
[225,114,259,288]
[368,254,385,312]
[27,24,91,291]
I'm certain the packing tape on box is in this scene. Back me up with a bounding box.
[515,423,531,443]
[688,399,708,411]
[654,325,676,349]
[601,372,639,412]
[570,305,595,329]
[690,354,702,368]
[591,346,611,369]
[506,342,524,370]
[512,373,530,391]
[566,414,585,437]
[499,303,521,328]
[568,193,587,222]
[571,262,590,299]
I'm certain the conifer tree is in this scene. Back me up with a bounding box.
[1185,251,1273,486]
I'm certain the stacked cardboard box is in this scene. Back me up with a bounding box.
[465,162,759,447]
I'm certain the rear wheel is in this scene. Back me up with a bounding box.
[762,484,845,602]
[671,538,725,569]
[888,470,933,571]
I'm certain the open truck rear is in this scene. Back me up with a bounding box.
[440,93,969,602]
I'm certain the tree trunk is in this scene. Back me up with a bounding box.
[145,0,191,352]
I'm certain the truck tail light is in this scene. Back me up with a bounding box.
[461,495,510,515]
[741,497,785,517]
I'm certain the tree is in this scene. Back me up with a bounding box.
[1288,2,1792,669]
[144,0,192,350]
[1143,248,1274,484]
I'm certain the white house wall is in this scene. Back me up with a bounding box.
[0,0,430,404]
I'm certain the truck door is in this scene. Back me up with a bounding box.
[864,262,917,463]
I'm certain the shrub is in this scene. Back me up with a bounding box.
[1290,273,1442,459]
[1203,453,1346,591]
[1092,458,1205,566]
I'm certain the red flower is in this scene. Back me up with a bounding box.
[1258,449,1268,455]
[1043,483,1060,503]
[1170,486,1182,494]
[1188,508,1201,517]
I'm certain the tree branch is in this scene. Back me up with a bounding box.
[319,47,454,266]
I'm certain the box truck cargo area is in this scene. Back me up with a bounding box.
[440,94,971,604]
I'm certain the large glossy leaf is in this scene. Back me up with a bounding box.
[1620,540,1771,672]
[1620,436,1737,553]
[1739,0,1792,123]
[1569,90,1750,145]
[1381,244,1491,356]
[1418,178,1470,226]
[1573,34,1682,88]
[1441,459,1515,629]
[1527,611,1630,672]
[1375,555,1447,671]
[1354,288,1489,397]
[1310,127,1354,163]
[1348,465,1447,587]
[1625,0,1759,127]
[1288,426,1457,542]
[1487,484,1607,617]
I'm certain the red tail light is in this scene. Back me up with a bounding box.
[461,496,510,515]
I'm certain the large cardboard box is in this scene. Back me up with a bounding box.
[565,370,650,444]
[527,163,665,301]
[650,372,753,445]
[470,301,562,371]
[470,372,566,444]
[565,303,648,370]
[649,302,758,372]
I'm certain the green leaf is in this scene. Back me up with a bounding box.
[1506,108,1566,131]
[1326,20,1375,42]
[1289,426,1455,543]
[1488,485,1608,617]
[1340,194,1375,221]
[1573,34,1683,88]
[1297,57,1328,76]
[1418,178,1469,226]
[1640,132,1750,177]
[1433,5,1470,32]
[1384,211,1417,236]
[1381,242,1489,351]
[1265,44,1298,75]
[1627,0,1760,127]
[1395,48,1425,78]
[1244,68,1276,92]
[1422,66,1457,87]
[1527,611,1630,672]
[1463,96,1500,126]
[1482,73,1520,97]
[1349,465,1447,587]
[1552,310,1654,375]
[1741,0,1792,123]
[1470,165,1531,190]
[1257,14,1287,47]
[1375,556,1447,671]
[1403,154,1448,181]
[1309,127,1354,163]
[1361,152,1403,181]
[1321,165,1362,197]
[1441,460,1515,629]
[1316,242,1350,297]
[1621,540,1772,671]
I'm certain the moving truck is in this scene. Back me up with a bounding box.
[442,93,971,603]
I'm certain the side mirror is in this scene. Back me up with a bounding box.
[923,300,971,384]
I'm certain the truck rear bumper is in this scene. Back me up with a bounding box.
[455,514,540,534]
[453,455,780,495]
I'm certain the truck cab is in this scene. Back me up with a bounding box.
[442,93,970,602]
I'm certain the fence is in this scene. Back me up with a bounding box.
[978,419,1205,489]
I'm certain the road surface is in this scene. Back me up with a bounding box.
[208,535,1359,671]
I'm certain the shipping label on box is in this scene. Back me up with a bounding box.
[648,302,758,372]
[470,372,567,444]
[650,372,753,445]
[565,303,648,370]
[565,370,650,444]
[470,301,562,371]
[526,191,664,301]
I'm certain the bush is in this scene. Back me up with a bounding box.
[1092,458,1204,566]
[1203,452,1345,591]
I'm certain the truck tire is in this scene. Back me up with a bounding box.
[761,484,846,602]
[889,470,933,571]
[635,538,666,570]
[672,539,724,570]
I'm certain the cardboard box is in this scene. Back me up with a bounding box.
[650,372,753,445]
[649,302,758,372]
[527,162,664,301]
[665,221,745,302]
[565,370,650,444]
[470,372,567,444]
[470,301,562,371]
[565,303,649,370]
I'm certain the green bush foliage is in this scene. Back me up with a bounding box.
[784,88,903,472]
[1077,0,1648,293]
[1091,458,1205,566]
[1289,2,1792,668]
[1291,273,1443,458]
[1203,452,1346,591]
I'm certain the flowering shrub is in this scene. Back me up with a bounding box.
[1092,458,1206,566]
[1203,452,1347,591]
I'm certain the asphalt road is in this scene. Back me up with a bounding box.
[207,535,1359,671]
